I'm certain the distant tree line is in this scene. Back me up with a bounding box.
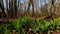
[0,0,60,18]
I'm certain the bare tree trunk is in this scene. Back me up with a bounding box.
[44,0,48,16]
[27,0,34,17]
[9,0,13,18]
[35,0,39,18]
[49,0,54,20]
[0,0,6,17]
[14,0,17,18]
[40,0,42,16]
[26,1,31,16]
[31,0,34,17]
[6,0,8,13]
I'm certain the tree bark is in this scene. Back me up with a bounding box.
[27,0,34,17]
[0,0,6,17]
[14,0,17,18]
[9,0,13,18]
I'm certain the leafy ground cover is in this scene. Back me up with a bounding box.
[0,17,60,34]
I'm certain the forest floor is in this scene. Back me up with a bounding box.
[0,16,60,34]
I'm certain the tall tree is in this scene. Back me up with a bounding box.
[6,0,9,17]
[13,0,17,18]
[0,0,6,17]
[34,0,39,17]
[9,0,13,18]
[44,0,48,16]
[27,0,34,17]
[40,0,42,12]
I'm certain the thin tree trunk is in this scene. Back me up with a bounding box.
[26,0,31,17]
[31,0,34,17]
[0,0,7,17]
[9,0,13,18]
[14,0,17,18]
[6,0,8,13]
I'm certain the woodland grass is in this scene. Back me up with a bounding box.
[0,17,60,34]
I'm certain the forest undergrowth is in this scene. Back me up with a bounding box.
[0,17,60,34]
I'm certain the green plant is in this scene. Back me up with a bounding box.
[41,20,51,34]
[22,17,32,27]
[2,24,10,34]
[12,18,25,34]
[22,17,34,34]
[47,18,60,34]
[29,19,51,34]
[37,19,51,34]
[31,19,43,33]
[0,24,10,34]
[0,17,60,34]
[0,24,4,33]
